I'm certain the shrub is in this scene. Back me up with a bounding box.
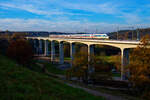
[0,39,9,55]
[128,35,150,98]
[66,46,88,83]
[90,56,112,82]
[7,39,33,65]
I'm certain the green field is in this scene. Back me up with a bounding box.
[39,61,66,75]
[0,55,104,100]
[112,73,121,77]
[64,57,71,60]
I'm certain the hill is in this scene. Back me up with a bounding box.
[0,55,104,100]
[108,28,150,40]
[0,31,86,37]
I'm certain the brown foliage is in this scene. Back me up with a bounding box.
[11,33,25,40]
[66,46,112,82]
[90,56,112,81]
[7,39,33,65]
[129,35,150,98]
[109,55,121,71]
[124,32,129,40]
[73,46,88,67]
[0,33,11,40]
[64,44,70,57]
[66,46,88,82]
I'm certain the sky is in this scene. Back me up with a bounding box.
[0,0,150,33]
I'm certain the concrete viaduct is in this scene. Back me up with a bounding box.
[26,37,140,80]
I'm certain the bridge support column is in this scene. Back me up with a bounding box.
[33,39,38,54]
[88,45,94,62]
[88,45,94,73]
[51,41,55,62]
[44,40,49,56]
[70,43,75,67]
[39,40,43,55]
[121,48,130,80]
[59,41,64,64]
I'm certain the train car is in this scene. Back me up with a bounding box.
[92,34,109,39]
[49,33,109,39]
[70,34,109,39]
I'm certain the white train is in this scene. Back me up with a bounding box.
[49,34,109,39]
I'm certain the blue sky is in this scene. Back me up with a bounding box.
[0,0,150,32]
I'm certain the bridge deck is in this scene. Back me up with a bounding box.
[27,37,140,44]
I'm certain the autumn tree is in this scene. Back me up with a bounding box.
[64,44,70,57]
[90,55,112,82]
[11,32,25,40]
[0,33,11,55]
[110,55,121,72]
[124,32,129,40]
[0,33,11,40]
[0,39,9,55]
[7,33,33,65]
[129,35,150,99]
[66,46,88,83]
[66,45,112,83]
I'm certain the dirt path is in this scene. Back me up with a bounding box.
[66,82,126,100]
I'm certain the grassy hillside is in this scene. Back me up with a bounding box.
[0,55,104,100]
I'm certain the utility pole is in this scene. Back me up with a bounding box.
[84,29,87,33]
[125,26,134,40]
[95,28,98,34]
[119,26,134,40]
[117,27,119,40]
[136,28,140,41]
[131,27,134,40]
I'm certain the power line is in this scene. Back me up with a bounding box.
[117,26,135,40]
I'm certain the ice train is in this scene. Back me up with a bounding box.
[49,33,109,39]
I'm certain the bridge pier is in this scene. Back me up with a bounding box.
[51,41,55,62]
[88,45,94,62]
[39,40,43,55]
[33,39,38,54]
[59,41,64,64]
[44,40,49,56]
[70,43,75,67]
[121,48,130,80]
[88,45,95,73]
